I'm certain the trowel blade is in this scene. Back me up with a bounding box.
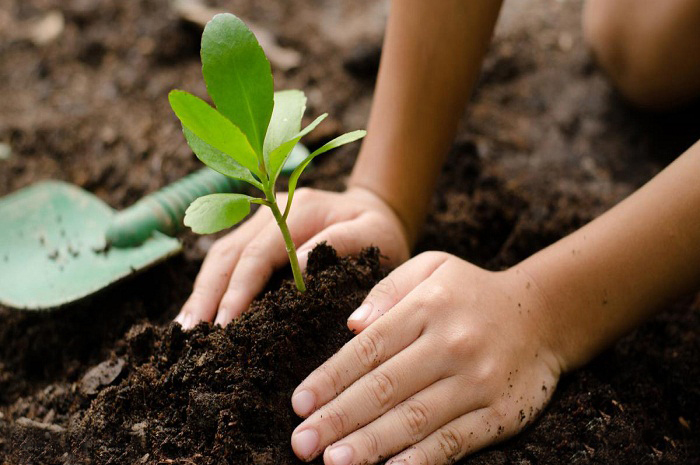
[0,181,181,310]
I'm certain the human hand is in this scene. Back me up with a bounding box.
[290,252,563,465]
[175,186,411,328]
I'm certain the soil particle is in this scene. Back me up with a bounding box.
[79,358,126,396]
[0,0,699,464]
[4,245,384,465]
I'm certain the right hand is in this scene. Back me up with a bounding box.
[174,186,411,328]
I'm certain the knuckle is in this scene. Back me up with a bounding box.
[323,404,351,437]
[354,328,386,369]
[359,428,383,457]
[442,328,477,360]
[398,399,431,439]
[317,363,346,397]
[473,358,499,387]
[415,283,451,315]
[369,277,399,304]
[487,402,509,424]
[366,371,398,410]
[436,426,464,462]
[408,445,431,465]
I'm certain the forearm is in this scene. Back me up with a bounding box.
[519,140,700,372]
[348,0,502,246]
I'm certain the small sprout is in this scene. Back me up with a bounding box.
[169,14,365,292]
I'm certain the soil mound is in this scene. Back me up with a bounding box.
[5,244,384,465]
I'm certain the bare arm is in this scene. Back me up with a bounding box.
[290,140,700,465]
[521,139,700,371]
[176,0,503,327]
[349,0,503,246]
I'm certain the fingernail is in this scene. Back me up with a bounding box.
[292,428,319,459]
[182,312,193,330]
[348,303,371,324]
[292,389,315,416]
[327,444,354,465]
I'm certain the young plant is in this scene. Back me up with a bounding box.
[168,13,365,292]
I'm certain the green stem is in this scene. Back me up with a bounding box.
[264,187,306,292]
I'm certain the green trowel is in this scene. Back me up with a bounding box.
[0,145,309,311]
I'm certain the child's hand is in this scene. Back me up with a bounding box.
[290,253,562,465]
[175,187,410,328]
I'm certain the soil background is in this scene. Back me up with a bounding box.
[1,0,699,464]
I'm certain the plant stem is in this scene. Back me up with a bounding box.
[265,188,306,292]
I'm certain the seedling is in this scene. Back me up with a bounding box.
[169,13,365,292]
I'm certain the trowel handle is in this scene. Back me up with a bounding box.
[106,168,240,247]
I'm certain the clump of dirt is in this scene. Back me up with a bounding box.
[1,0,699,464]
[0,257,196,407]
[3,244,384,465]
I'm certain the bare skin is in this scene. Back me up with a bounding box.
[175,0,501,327]
[583,0,700,110]
[175,0,700,463]
[291,140,700,465]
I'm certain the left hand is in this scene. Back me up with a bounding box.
[289,252,563,465]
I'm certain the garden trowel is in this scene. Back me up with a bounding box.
[0,145,309,311]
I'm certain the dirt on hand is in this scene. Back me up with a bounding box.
[0,0,699,464]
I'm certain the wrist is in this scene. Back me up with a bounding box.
[514,251,623,375]
[346,180,421,249]
[501,263,571,376]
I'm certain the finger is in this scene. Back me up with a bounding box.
[295,219,364,271]
[214,202,318,326]
[175,211,267,328]
[213,223,291,326]
[321,378,488,465]
[292,337,446,460]
[296,212,409,271]
[386,406,512,465]
[347,252,450,333]
[291,290,429,421]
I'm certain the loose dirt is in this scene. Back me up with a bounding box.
[0,0,698,464]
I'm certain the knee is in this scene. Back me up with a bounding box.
[582,0,682,110]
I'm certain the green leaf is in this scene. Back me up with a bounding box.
[263,90,306,159]
[169,90,259,174]
[184,193,253,234]
[183,127,262,190]
[268,113,327,184]
[202,13,273,157]
[283,130,366,217]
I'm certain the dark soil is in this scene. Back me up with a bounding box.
[1,0,699,464]
[2,244,384,464]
